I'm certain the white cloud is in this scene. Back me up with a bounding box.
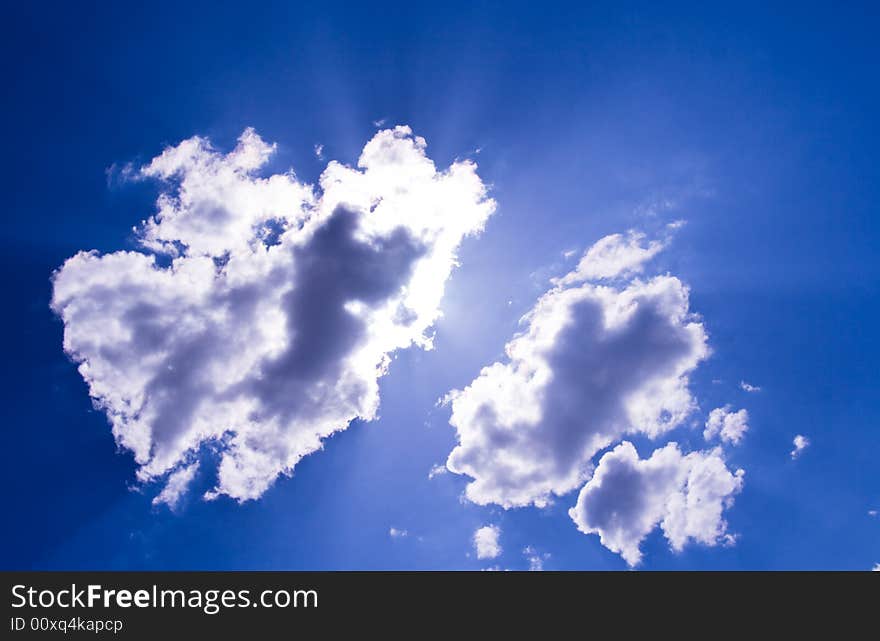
[313,143,324,160]
[445,228,747,564]
[389,527,408,538]
[739,381,761,393]
[427,463,448,480]
[791,435,810,459]
[445,230,709,507]
[704,406,750,445]
[868,510,878,517]
[152,462,200,509]
[554,227,672,286]
[872,563,880,572]
[52,125,495,504]
[569,441,744,566]
[523,545,549,571]
[473,525,502,559]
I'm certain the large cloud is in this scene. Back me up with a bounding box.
[444,228,747,563]
[52,126,495,503]
[445,228,710,508]
[569,441,744,566]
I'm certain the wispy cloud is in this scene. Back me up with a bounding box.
[427,463,448,480]
[523,546,549,571]
[152,462,200,510]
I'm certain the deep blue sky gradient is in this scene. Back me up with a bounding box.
[2,1,878,569]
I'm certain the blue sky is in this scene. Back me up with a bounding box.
[2,1,878,570]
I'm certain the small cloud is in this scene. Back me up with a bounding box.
[473,525,502,560]
[152,462,200,510]
[873,563,880,572]
[373,118,386,128]
[791,435,810,459]
[868,510,877,517]
[389,527,408,538]
[523,545,550,571]
[563,249,578,259]
[704,406,750,445]
[569,441,743,566]
[436,392,455,408]
[427,463,448,480]
[313,143,324,160]
[740,381,761,393]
